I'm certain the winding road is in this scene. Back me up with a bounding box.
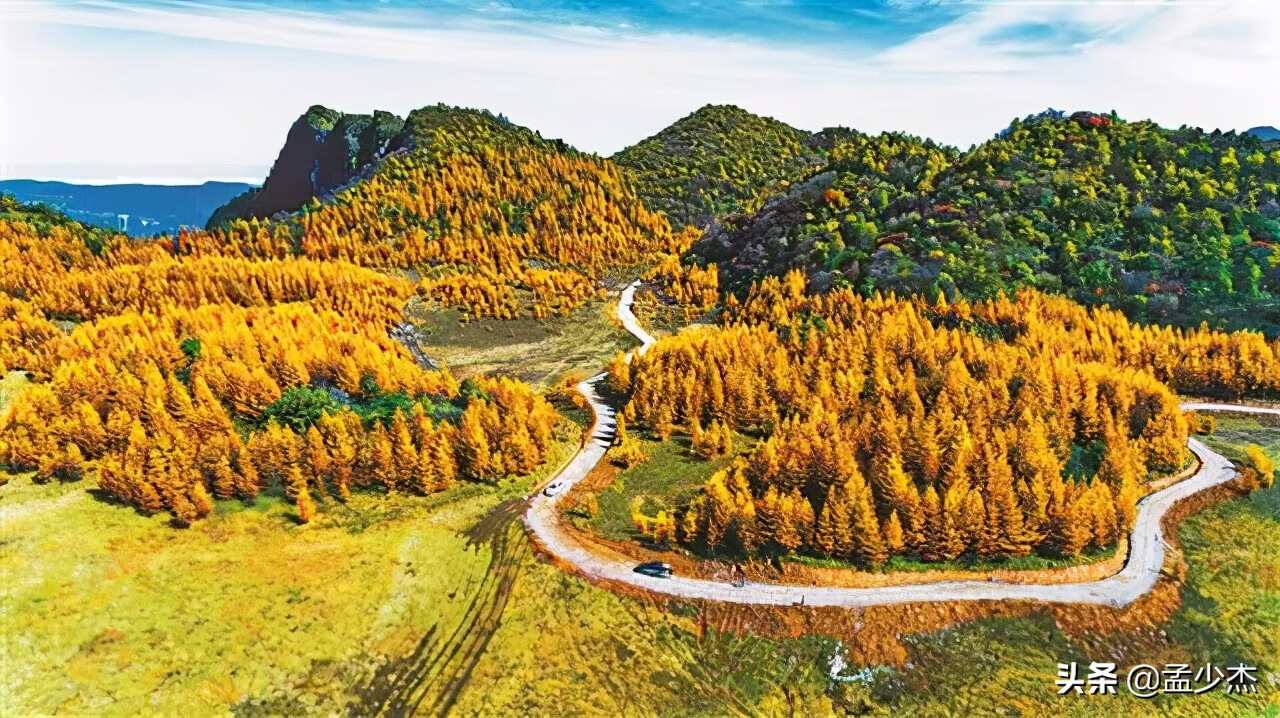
[524,283,1279,608]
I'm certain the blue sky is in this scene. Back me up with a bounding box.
[49,0,965,51]
[1,0,1277,183]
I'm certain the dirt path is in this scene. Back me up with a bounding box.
[524,282,1271,608]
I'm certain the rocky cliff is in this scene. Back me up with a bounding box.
[207,106,403,228]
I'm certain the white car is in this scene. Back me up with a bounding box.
[543,480,566,497]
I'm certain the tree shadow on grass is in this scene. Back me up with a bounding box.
[347,497,529,717]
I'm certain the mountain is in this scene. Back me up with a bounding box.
[206,106,403,227]
[206,103,567,229]
[1247,126,1280,141]
[196,102,681,319]
[0,179,254,236]
[692,111,1280,335]
[612,105,830,230]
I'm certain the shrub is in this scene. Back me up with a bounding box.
[260,386,341,432]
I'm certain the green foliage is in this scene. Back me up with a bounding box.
[1064,441,1105,481]
[357,373,382,398]
[589,435,745,542]
[178,337,201,362]
[613,104,828,229]
[345,389,461,427]
[355,110,404,169]
[259,386,341,432]
[393,103,565,164]
[351,390,414,426]
[304,104,343,131]
[452,377,490,408]
[698,111,1280,335]
[1,193,113,254]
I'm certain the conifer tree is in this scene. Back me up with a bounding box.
[73,401,106,456]
[814,484,854,558]
[1088,482,1118,548]
[919,484,953,562]
[883,510,906,554]
[390,409,419,488]
[295,483,317,524]
[369,424,396,490]
[735,496,760,554]
[703,473,737,550]
[302,426,332,497]
[884,454,924,550]
[1052,491,1092,556]
[231,436,262,500]
[849,482,888,566]
[458,402,494,480]
[680,504,700,545]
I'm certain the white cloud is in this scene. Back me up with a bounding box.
[0,0,1276,182]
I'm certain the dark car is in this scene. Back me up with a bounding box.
[633,561,674,578]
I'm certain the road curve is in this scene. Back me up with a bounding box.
[524,284,1274,608]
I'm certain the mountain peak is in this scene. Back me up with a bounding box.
[303,105,343,132]
[390,103,560,159]
[208,102,581,229]
[208,105,404,227]
[613,104,820,230]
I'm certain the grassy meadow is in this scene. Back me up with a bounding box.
[405,299,634,388]
[588,434,748,542]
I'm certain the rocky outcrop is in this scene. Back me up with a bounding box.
[693,170,847,288]
[207,106,403,228]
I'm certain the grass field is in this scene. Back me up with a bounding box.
[462,434,1280,717]
[1,476,498,715]
[405,299,635,388]
[588,435,747,542]
[0,370,29,411]
[0,424,579,716]
[1199,412,1280,464]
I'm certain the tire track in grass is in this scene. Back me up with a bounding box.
[350,498,528,717]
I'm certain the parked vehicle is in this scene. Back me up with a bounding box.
[633,561,674,578]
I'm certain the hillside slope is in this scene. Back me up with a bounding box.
[207,106,403,227]
[196,103,690,320]
[1247,126,1280,141]
[694,111,1280,335]
[612,104,829,230]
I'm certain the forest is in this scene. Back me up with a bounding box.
[611,104,831,230]
[0,104,695,523]
[197,139,694,320]
[4,101,1279,545]
[611,270,1280,564]
[623,107,1280,337]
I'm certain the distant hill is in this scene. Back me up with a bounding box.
[1247,126,1280,141]
[612,105,829,230]
[0,179,255,236]
[692,110,1280,335]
